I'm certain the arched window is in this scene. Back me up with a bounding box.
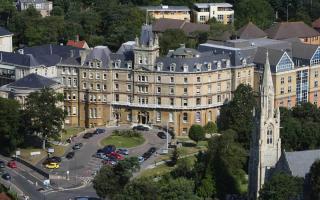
[267,129,273,144]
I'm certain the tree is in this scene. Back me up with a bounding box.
[307,160,320,200]
[196,171,216,199]
[93,166,120,199]
[204,121,218,135]
[235,0,274,29]
[159,29,188,55]
[188,124,205,144]
[0,97,22,155]
[259,172,303,200]
[24,88,65,149]
[218,84,256,149]
[159,177,200,200]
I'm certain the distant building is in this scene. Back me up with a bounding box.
[0,73,63,108]
[152,18,210,37]
[0,27,13,52]
[140,5,190,21]
[67,39,89,49]
[192,3,234,24]
[265,22,320,45]
[312,18,320,33]
[16,0,53,17]
[236,22,267,39]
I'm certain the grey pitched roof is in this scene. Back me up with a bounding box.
[140,25,154,46]
[59,56,81,66]
[22,44,82,59]
[291,42,318,60]
[285,149,320,177]
[247,38,292,51]
[237,22,267,39]
[167,44,199,57]
[7,73,58,89]
[116,41,135,60]
[156,51,230,73]
[253,47,286,72]
[0,26,12,37]
[265,22,320,40]
[0,51,39,67]
[84,46,111,68]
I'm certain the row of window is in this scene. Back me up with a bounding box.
[83,82,107,91]
[83,72,107,80]
[62,77,77,87]
[154,111,213,123]
[62,67,77,75]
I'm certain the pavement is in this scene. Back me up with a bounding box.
[0,125,168,200]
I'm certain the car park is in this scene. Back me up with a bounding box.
[142,152,152,160]
[66,152,75,159]
[99,145,116,154]
[133,125,150,131]
[94,128,105,134]
[2,173,11,181]
[157,131,167,139]
[93,152,107,159]
[102,159,117,166]
[7,160,16,169]
[116,148,129,155]
[83,132,94,139]
[45,162,60,169]
[0,161,5,168]
[72,143,83,150]
[107,152,124,161]
[148,147,157,154]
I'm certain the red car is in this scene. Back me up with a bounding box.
[107,152,124,161]
[7,160,17,169]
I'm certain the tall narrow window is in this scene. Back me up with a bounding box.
[267,129,273,144]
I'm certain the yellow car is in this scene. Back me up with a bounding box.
[45,162,60,169]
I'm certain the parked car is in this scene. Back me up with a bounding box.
[133,125,150,131]
[138,156,144,163]
[72,143,83,150]
[83,132,94,139]
[45,162,60,169]
[0,161,5,168]
[107,152,124,161]
[94,128,105,134]
[116,148,129,155]
[148,147,157,154]
[100,145,116,154]
[7,160,16,169]
[93,152,107,159]
[142,152,152,160]
[102,159,117,166]
[2,173,11,180]
[157,131,167,139]
[66,152,75,159]
[43,156,62,165]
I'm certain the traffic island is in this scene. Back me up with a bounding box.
[100,130,145,148]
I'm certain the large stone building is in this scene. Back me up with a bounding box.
[57,25,254,135]
[16,0,53,17]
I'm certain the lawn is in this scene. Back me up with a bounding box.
[100,135,145,148]
[60,126,85,141]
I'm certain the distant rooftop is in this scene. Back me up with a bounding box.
[193,3,233,8]
[0,26,12,37]
[6,73,58,89]
[237,22,267,39]
[140,5,190,11]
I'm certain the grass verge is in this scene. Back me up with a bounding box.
[60,126,85,141]
[100,135,145,148]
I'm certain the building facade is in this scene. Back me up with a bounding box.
[0,27,13,52]
[140,5,190,21]
[57,25,254,136]
[16,0,53,17]
[192,3,234,24]
[248,52,281,200]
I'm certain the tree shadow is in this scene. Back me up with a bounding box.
[181,142,196,147]
[19,135,43,149]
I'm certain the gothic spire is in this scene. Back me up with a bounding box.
[262,50,274,90]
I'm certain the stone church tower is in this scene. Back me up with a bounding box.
[248,52,281,199]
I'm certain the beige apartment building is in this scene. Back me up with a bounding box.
[57,25,254,136]
[140,5,190,21]
[192,3,234,24]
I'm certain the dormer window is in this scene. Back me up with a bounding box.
[183,64,188,72]
[89,61,94,68]
[127,62,132,69]
[196,64,201,72]
[242,58,247,66]
[115,60,121,68]
[207,63,212,71]
[96,61,101,68]
[170,63,176,72]
[217,61,221,69]
[157,62,163,71]
[226,59,230,68]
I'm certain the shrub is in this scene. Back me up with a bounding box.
[112,130,142,138]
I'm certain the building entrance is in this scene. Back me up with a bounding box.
[138,111,149,124]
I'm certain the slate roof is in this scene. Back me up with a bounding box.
[59,56,81,66]
[84,46,111,68]
[265,22,320,40]
[291,42,318,60]
[152,18,210,36]
[285,149,320,178]
[0,51,39,67]
[140,25,154,46]
[0,26,12,37]
[167,44,199,57]
[7,73,58,89]
[253,47,287,72]
[116,41,135,60]
[237,22,267,39]
[22,44,82,59]
[312,18,320,29]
